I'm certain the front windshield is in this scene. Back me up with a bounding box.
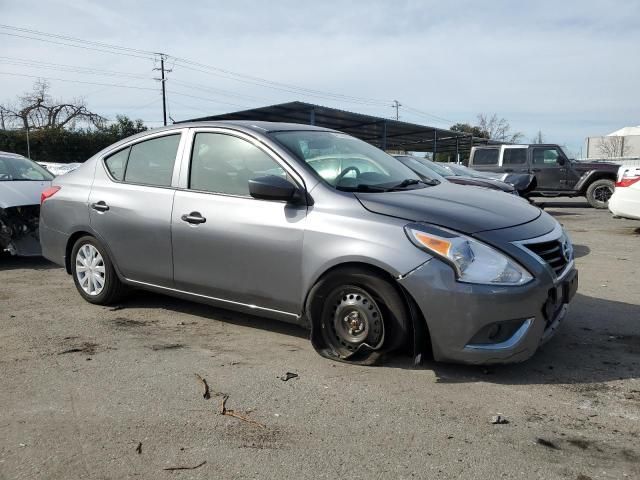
[0,155,54,181]
[270,131,423,191]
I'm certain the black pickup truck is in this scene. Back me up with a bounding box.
[468,144,619,208]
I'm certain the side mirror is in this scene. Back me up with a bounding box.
[557,157,566,166]
[249,175,299,202]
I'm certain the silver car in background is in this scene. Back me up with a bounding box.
[1,151,53,256]
[40,122,578,365]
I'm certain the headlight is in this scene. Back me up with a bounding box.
[404,223,533,286]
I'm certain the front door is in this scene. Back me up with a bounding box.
[171,131,307,316]
[88,132,183,286]
[529,146,568,191]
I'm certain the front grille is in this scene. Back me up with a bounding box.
[524,239,568,276]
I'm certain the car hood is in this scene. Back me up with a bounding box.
[572,160,619,172]
[0,180,50,208]
[355,182,541,234]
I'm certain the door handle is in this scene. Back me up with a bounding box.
[181,212,206,224]
[531,168,541,172]
[91,201,109,212]
[504,168,514,173]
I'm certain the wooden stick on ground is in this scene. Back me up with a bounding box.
[163,461,207,471]
[194,373,210,399]
[219,395,266,429]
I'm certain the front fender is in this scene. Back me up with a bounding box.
[574,170,615,192]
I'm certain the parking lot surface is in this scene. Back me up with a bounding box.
[1,198,639,480]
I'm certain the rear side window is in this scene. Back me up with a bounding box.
[104,148,129,181]
[124,134,181,186]
[472,149,499,165]
[503,148,527,165]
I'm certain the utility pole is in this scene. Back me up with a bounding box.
[153,54,171,126]
[392,100,401,121]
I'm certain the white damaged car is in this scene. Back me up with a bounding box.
[0,152,53,256]
[609,165,640,221]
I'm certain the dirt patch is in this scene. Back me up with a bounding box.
[222,422,287,450]
[148,343,184,351]
[58,342,100,355]
[110,317,154,328]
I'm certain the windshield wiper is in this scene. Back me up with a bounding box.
[336,183,390,192]
[389,178,438,189]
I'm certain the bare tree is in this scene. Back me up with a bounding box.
[476,113,524,143]
[0,80,105,130]
[597,136,629,158]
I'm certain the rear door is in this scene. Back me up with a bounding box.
[89,131,186,286]
[530,146,570,191]
[171,128,307,316]
[501,147,528,173]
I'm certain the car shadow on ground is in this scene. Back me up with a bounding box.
[387,293,640,385]
[114,289,639,386]
[572,244,591,258]
[0,254,59,271]
[112,289,309,340]
[533,200,591,209]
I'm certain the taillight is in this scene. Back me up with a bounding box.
[41,186,61,205]
[615,176,640,188]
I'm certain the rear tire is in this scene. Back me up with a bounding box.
[586,179,615,209]
[307,267,409,364]
[70,236,126,305]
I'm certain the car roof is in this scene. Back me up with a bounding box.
[0,151,26,158]
[170,120,337,134]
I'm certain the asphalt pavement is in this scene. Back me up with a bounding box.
[1,198,639,479]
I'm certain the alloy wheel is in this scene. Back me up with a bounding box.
[593,185,613,203]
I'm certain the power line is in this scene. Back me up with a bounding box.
[0,31,156,61]
[0,56,151,80]
[170,57,391,107]
[0,24,155,56]
[0,71,158,91]
[0,24,466,128]
[0,24,391,107]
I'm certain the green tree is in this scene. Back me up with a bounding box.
[449,123,488,138]
[104,115,147,138]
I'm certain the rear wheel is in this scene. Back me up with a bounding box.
[307,267,408,364]
[586,179,615,209]
[70,236,126,305]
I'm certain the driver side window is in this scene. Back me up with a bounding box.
[189,133,287,196]
[532,148,561,167]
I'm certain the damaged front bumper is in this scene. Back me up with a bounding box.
[399,258,578,365]
[0,205,42,256]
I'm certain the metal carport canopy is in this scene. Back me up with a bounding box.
[182,101,500,155]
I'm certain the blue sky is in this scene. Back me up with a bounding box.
[1,0,638,156]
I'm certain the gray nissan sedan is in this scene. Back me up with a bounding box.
[39,122,578,365]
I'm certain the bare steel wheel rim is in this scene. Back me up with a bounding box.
[593,185,613,203]
[329,288,383,353]
[76,244,106,296]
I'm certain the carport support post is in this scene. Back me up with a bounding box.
[432,130,437,161]
[382,120,387,151]
[309,108,315,126]
[455,136,459,163]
